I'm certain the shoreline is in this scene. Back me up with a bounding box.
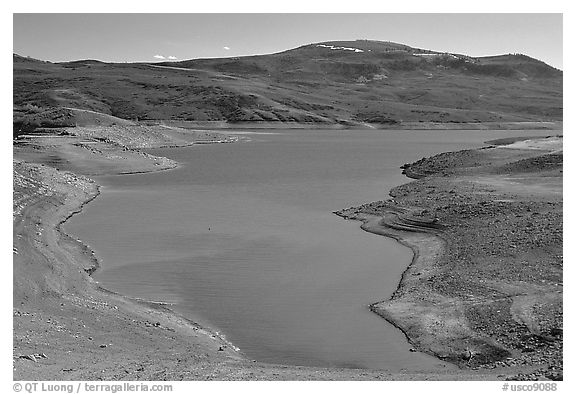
[155,120,563,131]
[55,180,102,276]
[54,165,241,356]
[333,209,451,363]
[13,128,248,380]
[335,136,562,380]
[13,125,559,380]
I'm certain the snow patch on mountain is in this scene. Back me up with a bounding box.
[316,44,364,53]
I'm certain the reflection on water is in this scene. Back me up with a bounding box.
[65,129,557,371]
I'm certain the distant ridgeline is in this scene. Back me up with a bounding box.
[13,40,562,130]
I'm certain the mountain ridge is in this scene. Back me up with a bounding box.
[13,40,562,130]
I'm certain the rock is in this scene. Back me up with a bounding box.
[545,371,562,380]
[17,353,47,362]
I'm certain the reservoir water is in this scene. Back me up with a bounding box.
[65,129,557,371]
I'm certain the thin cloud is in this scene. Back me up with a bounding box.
[223,46,230,51]
[153,55,166,60]
[168,56,178,60]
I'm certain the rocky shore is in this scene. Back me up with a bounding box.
[335,136,563,381]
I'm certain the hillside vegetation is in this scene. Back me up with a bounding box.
[14,40,562,129]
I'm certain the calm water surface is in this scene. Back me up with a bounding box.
[65,129,557,371]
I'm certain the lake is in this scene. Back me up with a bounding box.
[65,128,557,371]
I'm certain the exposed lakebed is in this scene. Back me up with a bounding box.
[64,129,556,371]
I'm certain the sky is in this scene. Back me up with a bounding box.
[13,13,563,69]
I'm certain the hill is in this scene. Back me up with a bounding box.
[13,40,562,128]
